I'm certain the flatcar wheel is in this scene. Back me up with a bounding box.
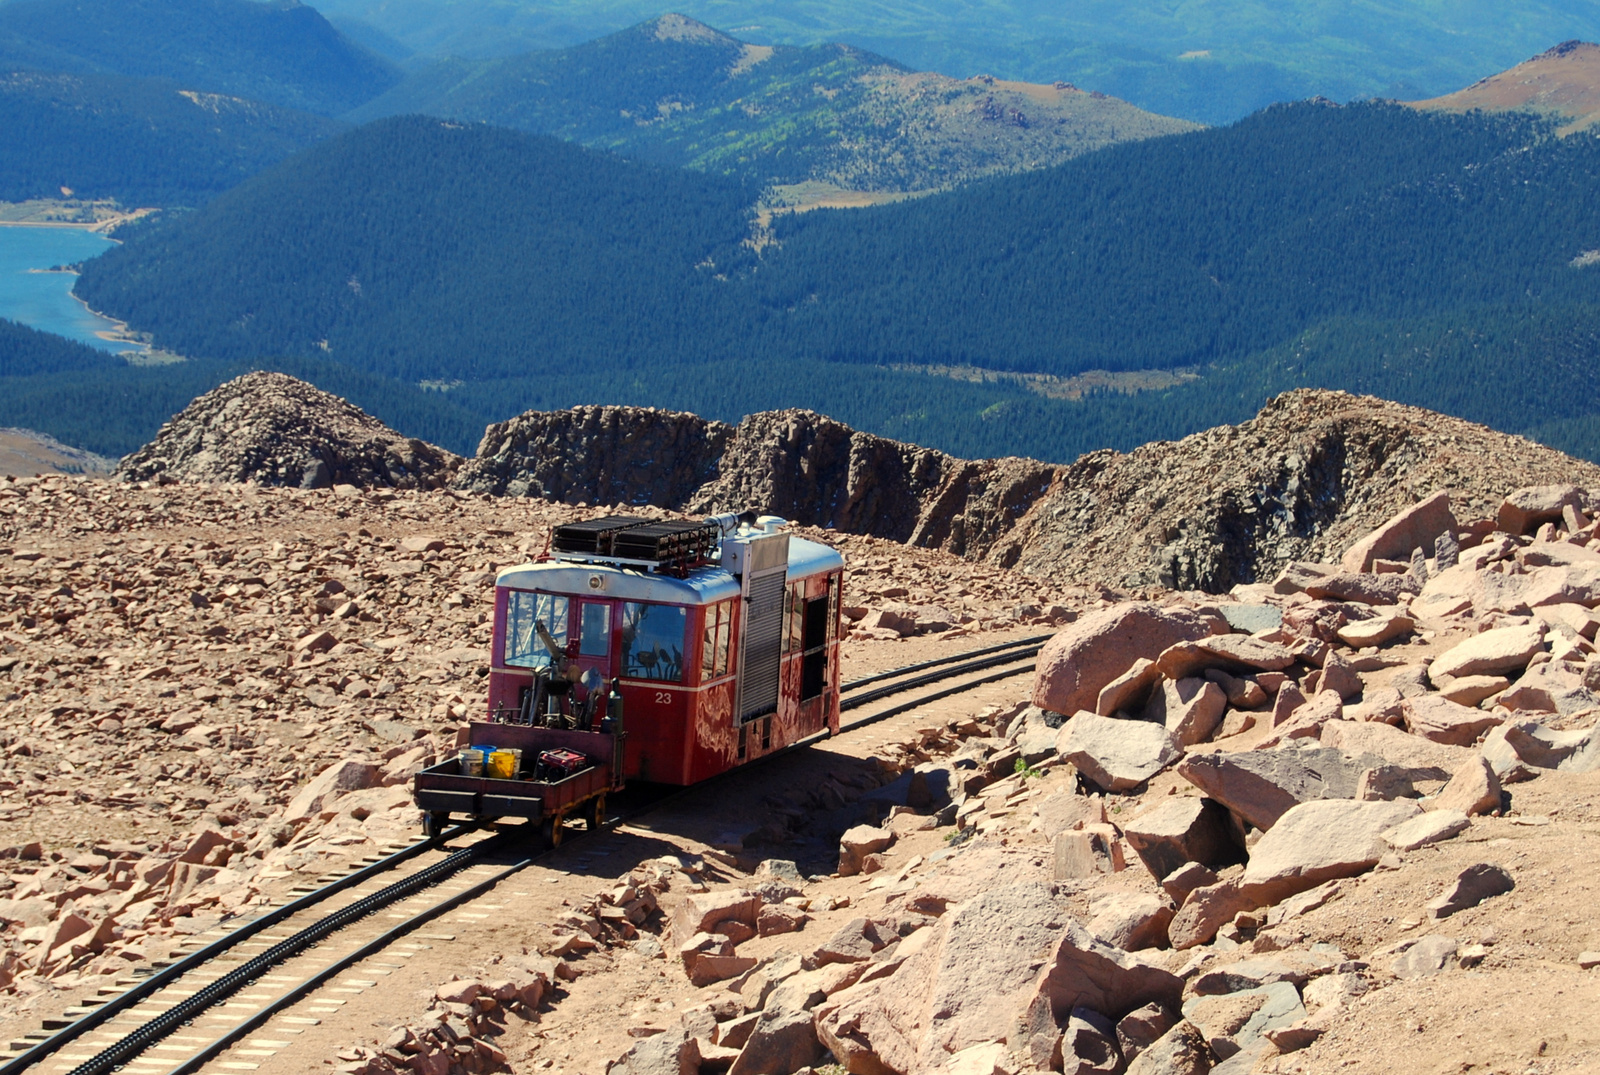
[542,813,564,849]
[423,811,448,839]
[585,793,606,832]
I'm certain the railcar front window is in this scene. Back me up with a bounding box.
[622,602,687,682]
[504,591,569,669]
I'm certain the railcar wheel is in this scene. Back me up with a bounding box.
[423,811,448,838]
[542,812,564,849]
[584,793,606,832]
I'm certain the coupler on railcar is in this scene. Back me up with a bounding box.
[413,670,626,846]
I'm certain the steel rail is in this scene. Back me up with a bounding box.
[840,662,1036,733]
[840,646,1042,712]
[161,848,542,1075]
[56,832,511,1075]
[0,823,481,1075]
[838,633,1052,694]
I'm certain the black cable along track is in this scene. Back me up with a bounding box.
[3,632,1048,1075]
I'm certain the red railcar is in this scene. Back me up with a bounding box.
[414,512,844,837]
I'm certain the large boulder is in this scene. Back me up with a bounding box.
[1428,625,1546,681]
[839,826,895,877]
[1429,755,1502,816]
[1240,799,1422,905]
[1175,744,1385,831]
[1143,678,1227,747]
[814,882,1070,1074]
[1401,695,1503,747]
[1495,661,1600,716]
[1318,721,1474,782]
[1340,492,1457,574]
[1033,604,1223,717]
[1125,1021,1211,1075]
[1480,720,1600,776]
[1087,893,1176,952]
[284,759,382,823]
[608,1028,702,1075]
[1055,713,1182,792]
[726,1008,821,1075]
[1152,637,1295,680]
[1022,921,1185,1029]
[1497,485,1590,535]
[1120,797,1239,880]
[1303,573,1410,605]
[1167,880,1256,951]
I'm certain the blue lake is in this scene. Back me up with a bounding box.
[0,226,143,354]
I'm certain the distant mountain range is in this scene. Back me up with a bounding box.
[311,0,1600,125]
[0,69,341,206]
[351,14,1198,193]
[0,0,401,115]
[58,98,1600,468]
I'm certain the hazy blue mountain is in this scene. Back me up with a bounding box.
[0,68,342,206]
[308,0,1600,124]
[0,0,402,115]
[350,15,1198,192]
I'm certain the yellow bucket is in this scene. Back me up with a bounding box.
[486,749,518,780]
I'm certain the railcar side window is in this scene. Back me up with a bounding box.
[701,600,733,681]
[784,581,804,653]
[622,602,687,682]
[714,601,732,678]
[503,592,569,669]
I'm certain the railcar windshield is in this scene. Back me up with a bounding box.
[503,590,569,670]
[621,602,687,682]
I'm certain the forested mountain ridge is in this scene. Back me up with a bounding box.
[64,102,1600,466]
[0,0,402,115]
[310,0,1600,126]
[349,14,1198,193]
[0,68,343,206]
[73,116,759,383]
[1412,40,1600,135]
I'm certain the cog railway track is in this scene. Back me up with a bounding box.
[0,632,1047,1075]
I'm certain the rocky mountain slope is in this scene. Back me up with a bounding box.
[115,372,460,490]
[349,14,1199,194]
[1412,40,1600,134]
[118,378,1600,596]
[995,389,1600,593]
[443,389,1599,592]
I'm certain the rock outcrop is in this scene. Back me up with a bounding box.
[115,372,459,489]
[994,389,1600,591]
[454,404,731,506]
[686,409,1060,557]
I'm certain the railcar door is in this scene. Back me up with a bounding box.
[572,599,616,684]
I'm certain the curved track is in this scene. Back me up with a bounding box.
[0,632,1045,1075]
